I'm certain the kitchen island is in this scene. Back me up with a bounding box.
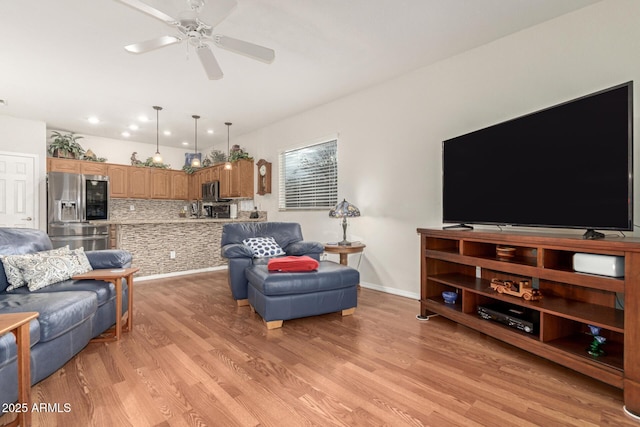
[93,216,265,277]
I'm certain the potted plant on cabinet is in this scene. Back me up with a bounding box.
[48,131,86,159]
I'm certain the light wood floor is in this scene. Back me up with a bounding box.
[1,271,636,426]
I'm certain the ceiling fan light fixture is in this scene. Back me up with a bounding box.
[191,115,201,167]
[117,0,274,80]
[152,105,163,164]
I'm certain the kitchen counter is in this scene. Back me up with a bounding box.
[92,217,262,225]
[98,215,266,277]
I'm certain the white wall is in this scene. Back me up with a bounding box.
[233,0,640,298]
[0,115,47,229]
[72,133,197,171]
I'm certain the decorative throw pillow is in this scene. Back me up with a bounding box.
[1,246,71,291]
[71,247,93,275]
[13,249,93,292]
[242,237,286,258]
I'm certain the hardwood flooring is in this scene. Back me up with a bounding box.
[1,271,636,426]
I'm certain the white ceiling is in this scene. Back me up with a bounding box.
[0,0,601,149]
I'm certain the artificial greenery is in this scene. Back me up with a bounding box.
[228,145,253,162]
[140,157,171,169]
[208,149,228,163]
[48,131,85,159]
[181,165,200,174]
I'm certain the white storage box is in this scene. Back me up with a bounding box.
[573,253,625,277]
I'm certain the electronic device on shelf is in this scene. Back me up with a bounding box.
[477,302,539,334]
[442,81,633,239]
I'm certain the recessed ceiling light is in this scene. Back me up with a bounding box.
[163,130,171,136]
[0,99,7,107]
[138,115,149,122]
[129,124,139,131]
[181,141,189,146]
[121,131,131,137]
[207,129,214,134]
[88,116,100,124]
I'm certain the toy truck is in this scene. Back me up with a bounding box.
[490,278,542,301]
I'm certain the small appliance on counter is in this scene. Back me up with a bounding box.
[202,203,231,218]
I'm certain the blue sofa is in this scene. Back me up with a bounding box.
[0,228,132,406]
[221,222,324,304]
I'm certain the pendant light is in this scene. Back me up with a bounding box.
[152,106,163,163]
[224,122,232,170]
[191,115,201,167]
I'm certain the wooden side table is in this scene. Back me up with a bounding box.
[72,267,139,342]
[324,242,366,266]
[0,311,38,427]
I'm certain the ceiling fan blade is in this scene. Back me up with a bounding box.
[213,35,275,64]
[125,35,181,53]
[199,0,238,27]
[115,0,178,24]
[197,45,224,80]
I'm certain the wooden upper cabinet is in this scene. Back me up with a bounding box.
[171,171,189,200]
[215,159,254,198]
[48,158,81,173]
[149,169,171,199]
[81,162,108,176]
[189,169,203,200]
[46,158,255,201]
[107,165,128,198]
[129,167,150,199]
[227,159,254,198]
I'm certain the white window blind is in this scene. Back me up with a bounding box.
[279,139,338,210]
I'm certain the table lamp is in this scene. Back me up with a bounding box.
[329,199,360,246]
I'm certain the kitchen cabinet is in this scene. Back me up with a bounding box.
[106,165,128,198]
[128,167,149,199]
[149,169,171,199]
[80,162,108,176]
[171,171,189,200]
[47,158,81,173]
[226,159,254,198]
[189,169,203,200]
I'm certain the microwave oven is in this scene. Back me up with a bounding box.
[202,181,231,202]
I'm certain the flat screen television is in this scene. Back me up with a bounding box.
[442,81,633,238]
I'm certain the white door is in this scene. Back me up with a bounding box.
[0,152,37,228]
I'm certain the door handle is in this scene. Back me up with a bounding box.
[22,217,32,221]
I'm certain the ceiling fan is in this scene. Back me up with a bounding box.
[116,0,275,80]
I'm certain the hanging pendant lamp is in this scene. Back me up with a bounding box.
[224,122,232,170]
[152,106,163,163]
[191,115,201,167]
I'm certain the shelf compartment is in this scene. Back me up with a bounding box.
[428,273,624,332]
[424,237,459,254]
[546,333,623,372]
[460,240,537,267]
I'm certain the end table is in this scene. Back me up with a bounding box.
[72,267,139,342]
[0,311,38,427]
[324,242,366,266]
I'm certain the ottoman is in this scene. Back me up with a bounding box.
[245,260,359,329]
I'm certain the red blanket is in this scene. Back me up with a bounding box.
[267,256,319,272]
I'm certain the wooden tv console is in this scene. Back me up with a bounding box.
[417,228,640,416]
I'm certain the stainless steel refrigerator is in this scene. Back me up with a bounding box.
[47,171,110,250]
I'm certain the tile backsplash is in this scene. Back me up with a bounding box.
[110,199,260,220]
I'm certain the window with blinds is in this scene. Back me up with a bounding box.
[279,139,338,210]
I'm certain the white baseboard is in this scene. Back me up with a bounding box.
[359,281,419,300]
[136,265,228,282]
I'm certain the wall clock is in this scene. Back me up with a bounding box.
[256,159,272,195]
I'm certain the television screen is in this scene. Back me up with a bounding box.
[442,82,633,234]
